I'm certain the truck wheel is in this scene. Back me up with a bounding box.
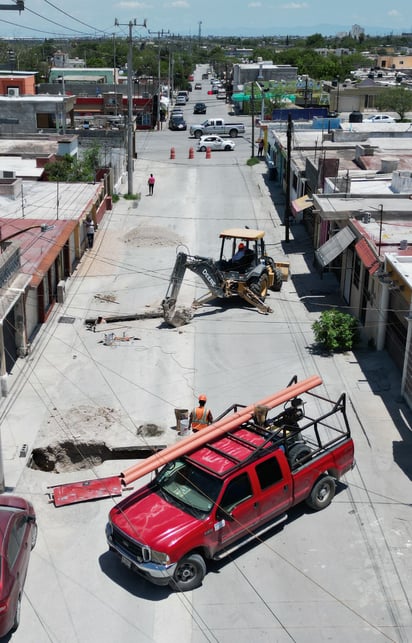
[229,129,238,138]
[250,274,269,301]
[288,443,311,467]
[271,267,283,292]
[306,476,335,511]
[171,553,206,591]
[194,130,202,139]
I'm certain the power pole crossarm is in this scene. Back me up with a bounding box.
[0,1,23,10]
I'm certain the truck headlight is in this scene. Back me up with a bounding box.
[150,549,171,565]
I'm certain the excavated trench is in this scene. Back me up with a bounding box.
[30,439,166,474]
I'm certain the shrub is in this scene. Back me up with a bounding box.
[312,309,359,353]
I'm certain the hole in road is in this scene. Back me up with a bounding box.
[30,440,166,473]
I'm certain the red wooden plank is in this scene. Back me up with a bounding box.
[51,476,122,507]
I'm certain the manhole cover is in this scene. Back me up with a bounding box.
[58,316,76,324]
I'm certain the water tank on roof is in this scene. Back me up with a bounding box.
[349,111,363,123]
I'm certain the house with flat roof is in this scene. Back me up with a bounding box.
[0,179,111,394]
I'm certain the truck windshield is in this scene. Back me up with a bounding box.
[156,459,222,515]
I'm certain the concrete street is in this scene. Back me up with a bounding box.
[1,65,411,642]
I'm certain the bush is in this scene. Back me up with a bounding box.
[312,309,359,353]
[246,157,260,166]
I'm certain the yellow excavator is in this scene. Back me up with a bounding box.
[162,228,289,327]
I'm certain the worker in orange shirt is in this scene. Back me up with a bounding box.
[189,394,213,432]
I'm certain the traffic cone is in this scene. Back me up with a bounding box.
[205,147,211,159]
[188,147,194,159]
[170,147,175,159]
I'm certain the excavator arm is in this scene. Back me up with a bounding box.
[162,252,225,326]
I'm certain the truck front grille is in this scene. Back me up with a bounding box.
[111,525,145,562]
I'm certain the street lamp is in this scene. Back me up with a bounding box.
[0,223,55,248]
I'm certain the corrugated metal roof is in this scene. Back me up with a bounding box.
[355,238,381,274]
[316,227,356,267]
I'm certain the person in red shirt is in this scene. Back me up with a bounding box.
[190,394,213,432]
[148,173,155,195]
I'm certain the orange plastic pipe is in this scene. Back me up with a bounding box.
[121,375,322,486]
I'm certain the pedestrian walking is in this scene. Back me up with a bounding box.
[258,139,264,157]
[148,173,155,195]
[85,216,95,249]
[189,394,213,432]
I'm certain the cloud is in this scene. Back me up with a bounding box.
[388,10,400,17]
[278,2,309,9]
[116,2,151,7]
[248,2,262,6]
[165,0,190,7]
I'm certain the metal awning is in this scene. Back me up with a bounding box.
[355,238,381,275]
[315,226,356,268]
[291,195,313,216]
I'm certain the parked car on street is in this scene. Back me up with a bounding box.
[0,496,37,637]
[193,102,207,114]
[194,83,202,90]
[197,135,235,152]
[365,114,396,123]
[169,115,187,131]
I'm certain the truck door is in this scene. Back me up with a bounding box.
[253,454,292,523]
[215,119,224,134]
[213,471,259,549]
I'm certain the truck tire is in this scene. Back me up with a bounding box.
[306,475,335,511]
[194,130,202,139]
[288,443,312,467]
[171,553,207,591]
[271,267,283,292]
[229,129,238,138]
[249,274,269,301]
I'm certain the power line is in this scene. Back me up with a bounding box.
[40,0,106,34]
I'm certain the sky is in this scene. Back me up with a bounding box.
[0,1,411,39]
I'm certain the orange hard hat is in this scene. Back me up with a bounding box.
[198,394,207,402]
[238,242,245,249]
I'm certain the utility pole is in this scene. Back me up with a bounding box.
[115,17,147,196]
[148,29,170,130]
[284,113,292,243]
[251,81,255,158]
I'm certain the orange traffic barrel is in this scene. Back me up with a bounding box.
[170,147,175,159]
[188,147,194,159]
[205,147,211,159]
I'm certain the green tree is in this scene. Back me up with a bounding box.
[45,143,101,182]
[375,86,412,120]
[312,310,359,353]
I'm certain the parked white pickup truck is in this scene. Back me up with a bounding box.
[190,118,245,139]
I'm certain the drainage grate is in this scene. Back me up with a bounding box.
[58,316,76,324]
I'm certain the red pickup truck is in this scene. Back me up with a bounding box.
[106,386,354,591]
